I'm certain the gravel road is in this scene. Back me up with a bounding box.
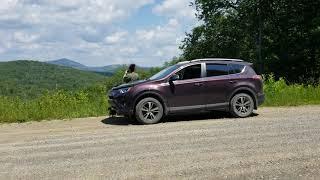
[0,106,320,179]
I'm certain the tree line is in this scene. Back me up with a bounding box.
[180,0,320,83]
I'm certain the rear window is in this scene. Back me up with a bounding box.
[206,64,229,77]
[229,64,245,74]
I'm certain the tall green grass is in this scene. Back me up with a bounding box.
[1,74,320,123]
[0,86,108,123]
[0,68,160,123]
[263,75,320,106]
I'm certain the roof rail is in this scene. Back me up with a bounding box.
[177,61,190,64]
[190,58,244,62]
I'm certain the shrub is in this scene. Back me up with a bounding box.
[263,74,320,106]
[1,70,320,123]
[0,85,108,123]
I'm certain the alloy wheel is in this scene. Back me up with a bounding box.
[231,93,254,118]
[234,96,252,114]
[141,101,160,121]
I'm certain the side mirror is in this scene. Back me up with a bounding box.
[170,74,180,82]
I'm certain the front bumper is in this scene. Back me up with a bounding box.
[108,93,133,116]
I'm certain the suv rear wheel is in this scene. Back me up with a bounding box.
[135,97,164,124]
[230,93,254,118]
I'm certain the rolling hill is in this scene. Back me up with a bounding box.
[46,58,123,76]
[46,58,88,69]
[0,60,107,99]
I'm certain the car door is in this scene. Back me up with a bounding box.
[202,63,231,110]
[167,63,206,112]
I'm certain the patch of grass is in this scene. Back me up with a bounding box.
[1,70,320,123]
[263,75,320,106]
[0,68,162,123]
[0,85,108,123]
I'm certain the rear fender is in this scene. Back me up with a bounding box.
[229,86,258,109]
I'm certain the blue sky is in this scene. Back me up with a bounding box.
[0,0,197,67]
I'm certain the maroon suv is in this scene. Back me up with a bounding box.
[109,58,265,124]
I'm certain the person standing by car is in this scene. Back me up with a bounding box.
[123,64,139,83]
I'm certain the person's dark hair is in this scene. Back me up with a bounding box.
[128,64,136,73]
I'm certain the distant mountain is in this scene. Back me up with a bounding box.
[88,64,125,73]
[47,58,87,69]
[46,58,151,76]
[0,60,106,99]
[46,59,123,76]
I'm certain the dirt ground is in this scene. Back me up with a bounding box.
[0,106,320,179]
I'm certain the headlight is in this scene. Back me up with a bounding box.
[118,87,131,94]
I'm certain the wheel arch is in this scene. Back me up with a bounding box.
[229,87,258,109]
[133,91,168,115]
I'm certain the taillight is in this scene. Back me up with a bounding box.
[253,75,262,80]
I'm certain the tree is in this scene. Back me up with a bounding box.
[181,0,320,83]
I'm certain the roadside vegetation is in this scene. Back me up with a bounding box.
[182,0,320,83]
[1,68,320,123]
[263,75,320,106]
[0,61,106,99]
[0,67,161,123]
[0,86,107,123]
[0,0,319,123]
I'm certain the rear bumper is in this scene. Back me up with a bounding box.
[257,93,265,106]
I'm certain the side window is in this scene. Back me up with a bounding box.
[206,64,229,77]
[229,64,245,74]
[176,64,201,80]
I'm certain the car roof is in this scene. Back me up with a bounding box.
[177,58,252,66]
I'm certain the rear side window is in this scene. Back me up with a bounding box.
[229,64,245,74]
[206,64,229,77]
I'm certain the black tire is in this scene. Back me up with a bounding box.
[230,93,254,118]
[135,97,164,124]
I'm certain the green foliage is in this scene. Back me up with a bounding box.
[104,66,162,90]
[105,68,127,90]
[0,85,108,123]
[163,57,185,67]
[181,0,320,83]
[1,64,320,123]
[0,60,106,99]
[2,1,320,123]
[263,75,320,106]
[0,66,161,123]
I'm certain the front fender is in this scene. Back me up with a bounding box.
[132,90,169,115]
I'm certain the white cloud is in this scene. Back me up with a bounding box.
[105,31,128,44]
[168,18,179,27]
[153,0,196,20]
[0,0,155,25]
[14,31,39,43]
[0,46,5,54]
[0,0,197,66]
[0,0,18,12]
[136,18,180,44]
[120,47,138,54]
[129,19,184,65]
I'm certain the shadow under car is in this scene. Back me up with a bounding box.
[101,111,259,126]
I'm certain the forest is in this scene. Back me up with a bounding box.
[181,0,320,83]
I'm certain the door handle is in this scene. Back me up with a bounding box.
[229,81,236,84]
[194,82,204,86]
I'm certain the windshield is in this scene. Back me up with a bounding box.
[149,64,180,80]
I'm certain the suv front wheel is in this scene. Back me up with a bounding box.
[135,97,164,124]
[230,93,254,118]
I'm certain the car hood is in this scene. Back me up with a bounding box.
[112,79,149,90]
